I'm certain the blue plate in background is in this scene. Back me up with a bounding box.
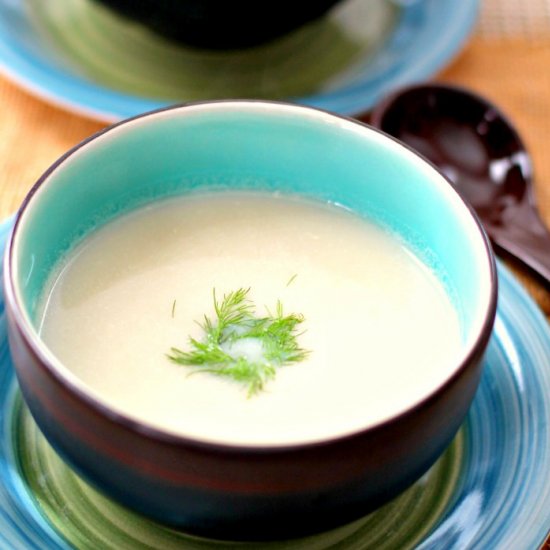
[0,0,478,121]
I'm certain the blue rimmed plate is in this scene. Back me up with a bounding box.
[0,218,549,549]
[0,0,478,121]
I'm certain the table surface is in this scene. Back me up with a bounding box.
[0,0,549,548]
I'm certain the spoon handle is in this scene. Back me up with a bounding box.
[488,212,550,287]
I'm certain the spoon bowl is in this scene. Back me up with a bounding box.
[368,84,550,286]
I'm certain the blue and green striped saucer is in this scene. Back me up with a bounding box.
[0,216,549,549]
[0,0,478,121]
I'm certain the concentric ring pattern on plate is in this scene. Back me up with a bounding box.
[0,0,478,121]
[0,216,549,549]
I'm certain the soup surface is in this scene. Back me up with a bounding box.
[38,192,461,445]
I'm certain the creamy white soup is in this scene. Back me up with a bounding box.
[38,192,461,446]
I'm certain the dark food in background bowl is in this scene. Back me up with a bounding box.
[91,0,343,49]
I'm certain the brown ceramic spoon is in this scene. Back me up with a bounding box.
[365,83,550,286]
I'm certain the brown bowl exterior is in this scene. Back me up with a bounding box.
[3,100,498,540]
[5,297,494,540]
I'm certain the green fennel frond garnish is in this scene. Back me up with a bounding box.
[167,288,309,397]
[286,273,298,287]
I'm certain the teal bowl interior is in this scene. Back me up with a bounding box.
[12,101,494,371]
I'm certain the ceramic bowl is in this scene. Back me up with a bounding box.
[91,0,343,50]
[3,101,497,541]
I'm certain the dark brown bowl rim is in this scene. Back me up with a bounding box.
[3,99,498,454]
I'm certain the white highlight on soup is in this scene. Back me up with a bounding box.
[38,192,462,446]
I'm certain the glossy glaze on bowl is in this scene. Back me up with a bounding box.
[3,101,497,540]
